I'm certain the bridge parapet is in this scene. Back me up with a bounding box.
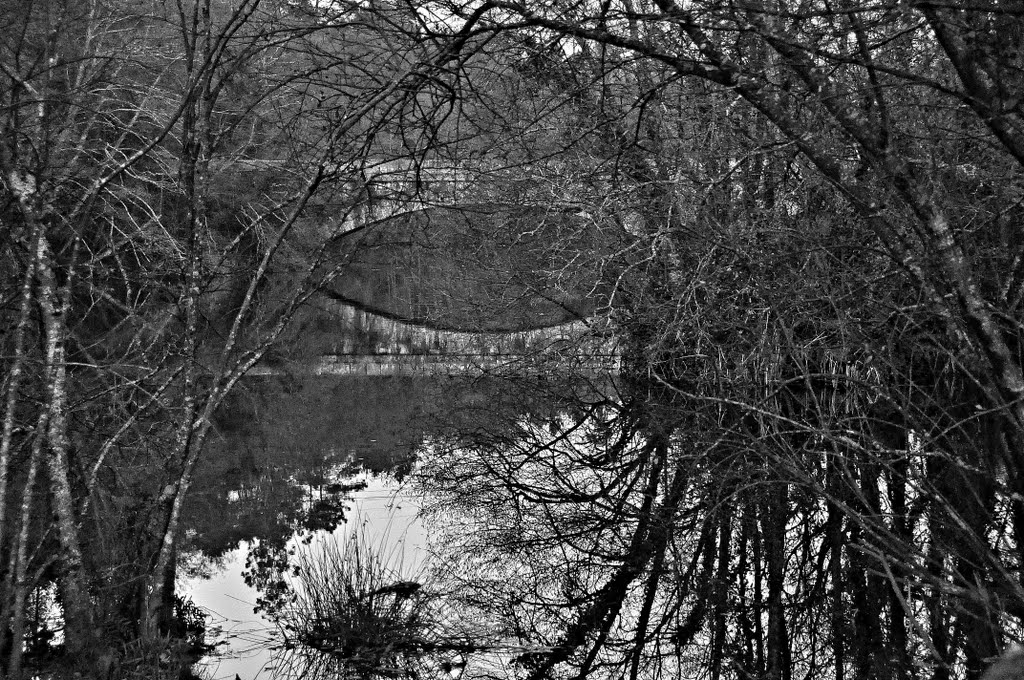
[210,156,591,232]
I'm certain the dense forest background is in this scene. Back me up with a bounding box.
[2,0,1024,679]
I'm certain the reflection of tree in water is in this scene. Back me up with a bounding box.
[414,330,1024,680]
[179,373,449,642]
[181,374,442,565]
[238,374,600,680]
[417,373,650,679]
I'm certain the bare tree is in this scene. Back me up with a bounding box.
[406,3,1024,680]
[0,0,467,672]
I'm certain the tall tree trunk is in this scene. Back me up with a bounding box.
[141,0,211,635]
[0,221,41,672]
[0,221,39,581]
[763,482,791,680]
[6,429,43,679]
[735,507,757,676]
[888,457,912,680]
[710,507,732,680]
[34,231,96,660]
[826,457,846,680]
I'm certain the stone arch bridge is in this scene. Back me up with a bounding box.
[221,157,617,374]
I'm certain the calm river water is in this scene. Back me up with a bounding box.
[185,475,425,680]
[179,370,612,679]
[179,374,446,679]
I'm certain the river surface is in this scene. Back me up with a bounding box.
[179,370,615,680]
[180,373,447,678]
[185,476,425,680]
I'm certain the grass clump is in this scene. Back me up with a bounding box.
[272,524,473,680]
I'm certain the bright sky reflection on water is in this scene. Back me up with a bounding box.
[184,475,426,680]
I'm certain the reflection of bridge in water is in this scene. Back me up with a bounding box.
[294,351,621,376]
[256,299,618,375]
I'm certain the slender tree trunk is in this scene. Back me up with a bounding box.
[0,222,39,579]
[710,508,732,680]
[753,503,765,676]
[141,1,210,635]
[763,482,791,680]
[949,469,999,680]
[6,429,43,679]
[735,507,756,675]
[826,474,845,680]
[0,222,41,671]
[926,451,952,680]
[860,461,887,680]
[888,458,911,680]
[34,231,95,660]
